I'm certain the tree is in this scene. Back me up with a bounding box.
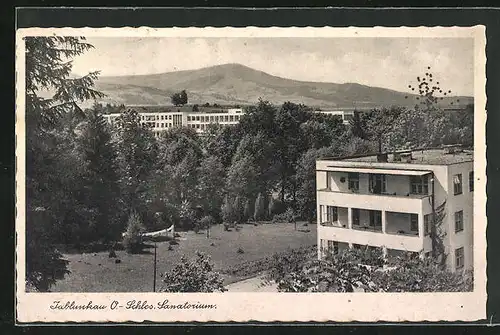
[253,193,266,222]
[77,104,121,243]
[221,195,235,225]
[198,156,226,220]
[226,155,259,201]
[156,127,203,207]
[123,211,145,254]
[199,215,215,238]
[364,107,403,153]
[233,196,244,224]
[162,252,226,292]
[268,197,277,219]
[243,198,252,223]
[349,110,369,140]
[114,109,158,214]
[296,145,342,222]
[25,36,104,291]
[171,90,188,106]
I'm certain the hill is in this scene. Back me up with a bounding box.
[92,63,473,108]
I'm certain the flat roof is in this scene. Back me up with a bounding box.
[324,167,432,176]
[340,148,473,165]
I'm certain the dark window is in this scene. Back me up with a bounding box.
[369,210,382,228]
[352,208,360,226]
[469,171,474,192]
[453,174,463,195]
[455,210,464,233]
[327,206,338,222]
[455,247,464,269]
[410,214,418,232]
[369,174,386,194]
[410,175,429,195]
[348,173,359,191]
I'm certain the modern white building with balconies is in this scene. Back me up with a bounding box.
[316,146,474,272]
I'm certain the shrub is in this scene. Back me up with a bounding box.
[123,211,145,254]
[199,215,215,230]
[254,193,266,222]
[162,251,226,292]
[272,212,290,223]
[237,247,245,254]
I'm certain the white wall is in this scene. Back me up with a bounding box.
[446,162,474,271]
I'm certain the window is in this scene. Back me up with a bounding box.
[352,208,360,226]
[348,172,359,191]
[424,214,432,236]
[319,205,324,223]
[225,115,229,122]
[230,115,235,122]
[326,172,332,190]
[369,210,382,228]
[469,171,474,192]
[453,174,463,195]
[455,210,464,233]
[410,175,429,195]
[327,206,338,222]
[156,123,159,128]
[455,247,464,269]
[410,214,418,232]
[369,174,386,194]
[187,116,191,121]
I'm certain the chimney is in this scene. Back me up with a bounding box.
[377,153,388,163]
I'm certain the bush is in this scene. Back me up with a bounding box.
[162,251,226,292]
[199,215,215,230]
[272,212,289,223]
[123,211,145,254]
[237,247,245,254]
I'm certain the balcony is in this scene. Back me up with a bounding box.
[317,189,432,214]
[318,223,430,253]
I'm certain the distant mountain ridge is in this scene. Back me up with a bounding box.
[93,63,473,108]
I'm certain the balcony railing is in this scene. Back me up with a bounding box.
[318,223,429,252]
[317,189,432,214]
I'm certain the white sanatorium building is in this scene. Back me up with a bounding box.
[316,145,474,272]
[103,108,244,136]
[103,107,355,135]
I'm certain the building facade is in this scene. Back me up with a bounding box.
[104,107,357,134]
[314,110,355,125]
[103,108,244,136]
[316,146,474,272]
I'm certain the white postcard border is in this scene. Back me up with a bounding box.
[15,26,487,323]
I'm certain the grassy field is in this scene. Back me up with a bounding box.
[51,222,317,292]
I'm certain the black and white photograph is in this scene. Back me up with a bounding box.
[15,26,487,322]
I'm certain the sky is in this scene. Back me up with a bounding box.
[72,37,475,96]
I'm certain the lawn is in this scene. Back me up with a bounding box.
[51,222,317,292]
